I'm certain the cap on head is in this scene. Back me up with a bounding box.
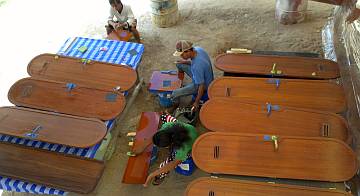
[173,40,193,56]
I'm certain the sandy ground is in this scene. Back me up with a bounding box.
[0,0,343,195]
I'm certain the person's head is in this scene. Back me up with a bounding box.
[152,123,190,149]
[109,0,122,12]
[173,40,194,60]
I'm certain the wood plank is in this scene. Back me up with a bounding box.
[122,112,160,184]
[8,77,125,120]
[208,77,345,113]
[0,142,104,194]
[186,177,352,196]
[192,132,357,182]
[200,98,349,142]
[215,54,339,79]
[107,30,132,42]
[0,106,107,148]
[28,53,137,91]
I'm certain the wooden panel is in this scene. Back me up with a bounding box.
[28,53,137,91]
[200,98,349,142]
[0,142,104,193]
[311,0,343,5]
[148,71,182,92]
[122,112,160,184]
[208,77,345,113]
[0,106,107,148]
[186,177,352,196]
[192,132,357,182]
[8,77,125,120]
[215,54,339,79]
[107,30,132,42]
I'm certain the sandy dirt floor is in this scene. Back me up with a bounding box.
[0,0,345,195]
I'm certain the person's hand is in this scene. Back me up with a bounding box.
[131,19,137,28]
[143,173,155,187]
[191,101,199,113]
[346,8,360,23]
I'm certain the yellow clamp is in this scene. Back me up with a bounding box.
[271,135,279,151]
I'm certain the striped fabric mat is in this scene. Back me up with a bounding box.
[57,37,144,69]
[0,119,114,195]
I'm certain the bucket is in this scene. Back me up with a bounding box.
[150,0,179,28]
[275,0,308,25]
[158,92,173,107]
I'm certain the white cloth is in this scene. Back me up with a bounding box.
[107,4,135,25]
[356,1,360,9]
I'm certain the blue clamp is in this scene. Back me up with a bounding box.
[267,79,281,89]
[266,103,280,116]
[66,83,77,92]
[25,125,42,139]
[161,70,177,75]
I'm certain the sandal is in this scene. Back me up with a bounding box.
[152,176,165,186]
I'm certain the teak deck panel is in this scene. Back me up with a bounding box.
[185,177,352,196]
[8,78,125,120]
[200,98,349,142]
[0,142,104,194]
[122,112,160,184]
[215,54,339,79]
[208,77,345,113]
[192,132,357,182]
[0,107,107,148]
[28,53,137,91]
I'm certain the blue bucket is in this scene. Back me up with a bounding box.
[158,92,173,107]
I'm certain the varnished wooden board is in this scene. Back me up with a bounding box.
[215,54,339,79]
[192,132,357,182]
[200,98,349,142]
[28,53,137,91]
[8,77,125,120]
[185,177,352,196]
[107,29,133,42]
[148,71,182,92]
[0,106,107,148]
[122,112,160,184]
[0,142,104,194]
[208,77,345,113]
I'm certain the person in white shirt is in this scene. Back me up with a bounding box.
[106,0,141,43]
[346,0,360,23]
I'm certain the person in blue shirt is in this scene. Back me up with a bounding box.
[171,40,214,111]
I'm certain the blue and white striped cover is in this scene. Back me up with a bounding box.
[0,119,114,195]
[57,37,144,69]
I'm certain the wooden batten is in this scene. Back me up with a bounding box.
[200,98,349,142]
[27,53,137,91]
[214,53,339,79]
[8,77,125,120]
[0,106,107,148]
[122,112,160,184]
[208,77,345,113]
[185,177,352,196]
[192,132,357,182]
[0,142,104,194]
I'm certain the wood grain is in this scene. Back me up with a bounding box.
[28,53,137,91]
[8,77,126,120]
[0,142,104,193]
[107,29,133,42]
[200,98,349,142]
[122,112,160,184]
[0,106,107,148]
[192,132,357,182]
[208,77,346,113]
[185,177,352,196]
[215,54,339,79]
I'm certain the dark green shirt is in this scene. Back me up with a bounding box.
[159,122,198,161]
